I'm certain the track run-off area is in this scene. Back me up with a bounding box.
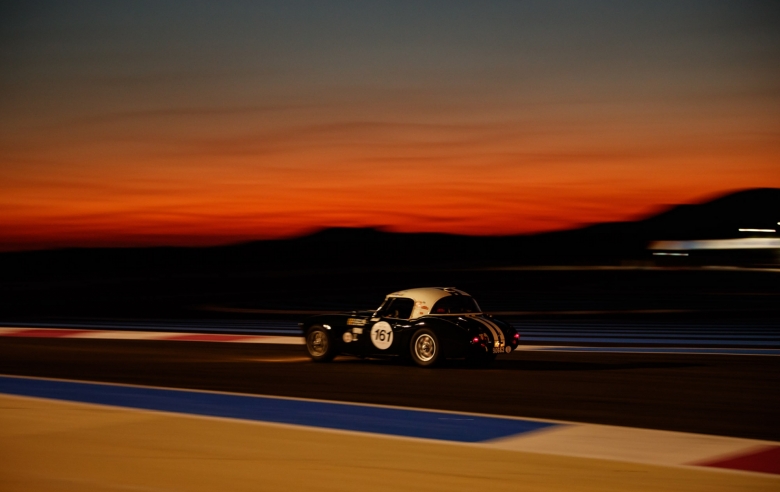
[1,318,779,491]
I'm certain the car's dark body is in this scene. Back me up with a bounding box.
[300,287,519,367]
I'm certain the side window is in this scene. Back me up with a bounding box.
[377,298,414,319]
[432,297,454,314]
[431,296,481,314]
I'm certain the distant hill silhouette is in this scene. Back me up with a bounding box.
[1,188,777,279]
[593,187,779,240]
[531,187,780,256]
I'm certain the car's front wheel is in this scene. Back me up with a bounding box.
[410,328,440,367]
[305,325,336,362]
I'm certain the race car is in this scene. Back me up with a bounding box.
[300,287,519,367]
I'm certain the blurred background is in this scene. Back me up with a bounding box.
[1,2,779,490]
[1,0,778,320]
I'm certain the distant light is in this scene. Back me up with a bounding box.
[739,228,775,233]
[650,238,780,251]
[652,252,689,256]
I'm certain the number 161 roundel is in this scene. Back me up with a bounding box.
[299,287,519,367]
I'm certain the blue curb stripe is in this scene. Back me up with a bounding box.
[0,376,556,442]
[520,336,780,346]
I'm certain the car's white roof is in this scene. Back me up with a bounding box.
[385,287,473,319]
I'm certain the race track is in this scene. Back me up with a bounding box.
[1,336,778,441]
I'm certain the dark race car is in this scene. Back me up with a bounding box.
[300,287,519,367]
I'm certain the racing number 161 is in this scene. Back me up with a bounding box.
[375,328,391,342]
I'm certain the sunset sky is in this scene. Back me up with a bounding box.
[1,1,779,250]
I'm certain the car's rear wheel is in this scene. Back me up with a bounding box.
[305,325,336,362]
[410,328,440,367]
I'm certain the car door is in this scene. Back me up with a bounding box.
[367,297,414,355]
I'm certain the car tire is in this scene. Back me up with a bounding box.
[410,328,440,367]
[305,325,336,362]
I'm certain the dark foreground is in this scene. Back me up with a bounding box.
[1,338,778,441]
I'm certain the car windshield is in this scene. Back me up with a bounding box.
[430,296,481,315]
[376,297,415,319]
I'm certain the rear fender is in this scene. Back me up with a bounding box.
[412,317,470,358]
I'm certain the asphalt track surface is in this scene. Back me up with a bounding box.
[1,337,778,442]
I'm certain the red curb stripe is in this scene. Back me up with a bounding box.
[163,334,259,342]
[0,328,299,344]
[2,329,93,338]
[697,445,780,475]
